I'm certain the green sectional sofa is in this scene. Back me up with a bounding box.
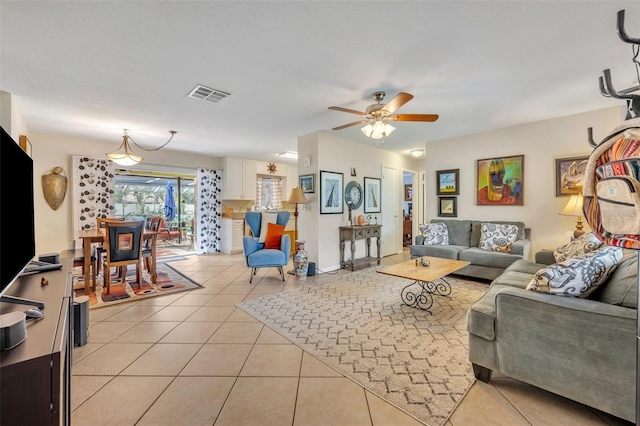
[410,219,531,281]
[467,249,638,422]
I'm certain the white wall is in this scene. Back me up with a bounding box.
[298,131,422,271]
[424,106,623,254]
[29,131,222,255]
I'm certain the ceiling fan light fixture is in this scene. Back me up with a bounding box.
[384,122,395,136]
[361,123,375,137]
[107,131,143,166]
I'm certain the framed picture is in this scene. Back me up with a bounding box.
[436,169,459,195]
[19,135,32,158]
[404,184,412,201]
[438,197,457,217]
[350,167,357,177]
[476,154,524,206]
[319,170,343,214]
[299,174,315,193]
[555,155,589,196]
[364,177,381,213]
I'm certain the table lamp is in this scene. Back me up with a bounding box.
[559,193,585,239]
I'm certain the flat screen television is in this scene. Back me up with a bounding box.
[0,126,35,301]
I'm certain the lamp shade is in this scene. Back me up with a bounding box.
[559,194,584,217]
[287,187,309,204]
[107,133,143,166]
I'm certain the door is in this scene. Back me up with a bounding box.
[381,165,399,256]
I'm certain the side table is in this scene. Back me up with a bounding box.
[339,224,382,271]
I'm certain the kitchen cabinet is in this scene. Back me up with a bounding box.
[221,157,257,200]
[221,218,244,254]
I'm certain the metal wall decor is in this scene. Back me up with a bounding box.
[42,166,67,210]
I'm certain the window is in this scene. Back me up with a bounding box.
[256,177,282,210]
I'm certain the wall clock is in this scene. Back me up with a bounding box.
[344,180,363,210]
[267,162,277,175]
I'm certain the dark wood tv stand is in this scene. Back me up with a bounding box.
[0,260,72,425]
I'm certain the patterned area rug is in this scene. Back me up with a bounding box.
[236,267,488,426]
[73,261,202,309]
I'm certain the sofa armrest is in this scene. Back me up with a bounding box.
[242,236,260,257]
[534,249,556,265]
[511,239,531,260]
[415,235,425,245]
[280,233,291,256]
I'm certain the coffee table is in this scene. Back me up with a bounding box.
[377,257,470,314]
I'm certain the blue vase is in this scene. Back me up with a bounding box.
[293,240,308,280]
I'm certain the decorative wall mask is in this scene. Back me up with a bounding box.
[42,166,67,210]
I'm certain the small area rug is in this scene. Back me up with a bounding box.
[73,261,202,309]
[236,267,487,426]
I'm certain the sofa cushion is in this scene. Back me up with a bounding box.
[590,250,638,308]
[470,220,525,248]
[263,222,285,249]
[459,247,523,269]
[419,222,449,245]
[258,212,279,243]
[430,219,471,246]
[491,271,535,290]
[505,259,550,275]
[479,223,519,253]
[526,246,624,297]
[247,248,287,267]
[553,232,603,263]
[410,244,467,260]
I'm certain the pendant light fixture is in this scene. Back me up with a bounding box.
[107,129,177,166]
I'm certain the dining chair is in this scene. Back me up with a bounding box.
[95,216,125,276]
[72,248,98,291]
[102,220,145,295]
[142,216,160,273]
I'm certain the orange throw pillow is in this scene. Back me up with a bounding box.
[264,223,285,249]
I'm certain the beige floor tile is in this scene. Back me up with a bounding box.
[449,381,530,426]
[180,344,253,376]
[590,408,634,426]
[300,352,343,377]
[215,377,298,426]
[144,305,200,321]
[240,344,302,377]
[135,292,186,305]
[256,326,292,344]
[249,284,286,295]
[137,376,236,426]
[102,305,165,322]
[87,321,138,343]
[242,293,265,301]
[218,284,256,295]
[120,343,201,376]
[186,284,226,295]
[208,322,263,344]
[366,390,425,426]
[185,306,235,322]
[226,308,259,322]
[72,342,105,363]
[204,294,246,306]
[72,343,153,376]
[112,321,180,343]
[71,376,172,426]
[169,293,214,306]
[159,321,222,343]
[71,375,113,411]
[88,304,131,323]
[294,377,371,426]
[491,376,610,425]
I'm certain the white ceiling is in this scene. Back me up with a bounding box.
[1,1,639,162]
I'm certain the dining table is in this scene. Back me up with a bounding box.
[77,228,158,294]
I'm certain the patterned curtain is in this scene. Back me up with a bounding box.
[256,177,263,208]
[271,178,282,209]
[72,156,115,245]
[196,168,222,254]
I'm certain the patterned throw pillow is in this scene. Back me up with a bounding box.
[526,246,623,297]
[478,223,519,253]
[553,232,603,263]
[418,222,449,245]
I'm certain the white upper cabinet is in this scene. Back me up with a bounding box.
[222,157,257,200]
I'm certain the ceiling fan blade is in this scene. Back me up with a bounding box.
[328,106,366,116]
[382,92,413,114]
[391,114,439,122]
[332,120,369,130]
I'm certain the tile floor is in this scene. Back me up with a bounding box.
[71,252,633,426]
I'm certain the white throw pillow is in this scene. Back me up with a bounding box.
[258,212,279,243]
[553,232,603,263]
[526,246,623,297]
[418,222,449,245]
[478,223,519,253]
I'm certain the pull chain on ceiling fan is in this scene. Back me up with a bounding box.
[328,91,439,140]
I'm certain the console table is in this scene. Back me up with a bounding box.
[339,224,382,271]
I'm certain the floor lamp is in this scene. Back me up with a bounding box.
[286,187,309,274]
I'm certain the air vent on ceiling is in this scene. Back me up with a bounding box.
[187,85,230,103]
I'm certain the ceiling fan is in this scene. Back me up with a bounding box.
[328,91,439,139]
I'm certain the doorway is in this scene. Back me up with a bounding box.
[402,170,417,249]
[381,165,399,256]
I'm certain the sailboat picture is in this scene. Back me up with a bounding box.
[320,170,343,214]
